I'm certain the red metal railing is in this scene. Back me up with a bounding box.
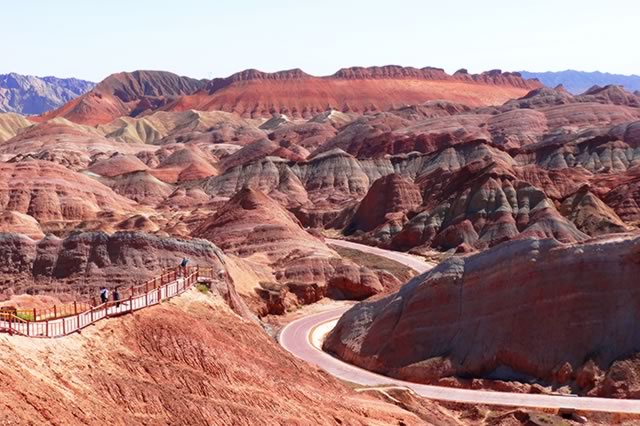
[0,266,213,338]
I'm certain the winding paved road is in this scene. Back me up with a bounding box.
[326,238,434,273]
[279,240,640,414]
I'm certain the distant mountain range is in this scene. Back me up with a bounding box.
[520,70,640,95]
[2,69,640,118]
[0,73,95,115]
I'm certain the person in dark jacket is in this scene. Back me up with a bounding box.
[113,287,120,308]
[99,287,109,305]
[180,257,189,277]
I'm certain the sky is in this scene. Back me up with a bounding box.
[2,0,638,82]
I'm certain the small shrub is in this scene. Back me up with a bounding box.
[196,284,210,294]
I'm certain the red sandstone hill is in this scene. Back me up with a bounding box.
[193,188,402,314]
[324,234,640,398]
[0,161,141,229]
[165,66,542,118]
[0,256,434,425]
[39,71,206,125]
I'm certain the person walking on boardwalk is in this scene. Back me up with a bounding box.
[113,287,120,308]
[100,287,109,305]
[180,257,189,277]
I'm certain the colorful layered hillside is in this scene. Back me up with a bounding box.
[40,71,205,125]
[166,66,542,118]
[324,234,640,398]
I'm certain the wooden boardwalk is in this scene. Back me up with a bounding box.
[0,266,212,338]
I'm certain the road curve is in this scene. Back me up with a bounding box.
[279,240,640,414]
[326,238,433,274]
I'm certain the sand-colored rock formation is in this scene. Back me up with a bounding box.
[98,109,265,146]
[0,112,32,142]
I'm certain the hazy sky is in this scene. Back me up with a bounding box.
[3,0,638,82]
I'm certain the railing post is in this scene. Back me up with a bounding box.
[74,301,77,315]
[45,320,49,337]
[62,317,66,335]
[53,305,57,319]
[33,308,36,321]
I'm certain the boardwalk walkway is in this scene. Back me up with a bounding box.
[0,266,212,338]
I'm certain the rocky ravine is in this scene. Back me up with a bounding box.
[324,234,640,398]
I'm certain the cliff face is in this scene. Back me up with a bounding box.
[0,73,94,115]
[324,234,640,396]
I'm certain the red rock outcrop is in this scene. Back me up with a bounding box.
[99,170,174,205]
[383,157,588,251]
[0,231,228,295]
[559,185,632,235]
[0,211,44,239]
[577,85,640,107]
[324,234,640,396]
[349,174,422,232]
[87,153,149,177]
[0,161,140,228]
[149,145,219,183]
[267,121,338,152]
[193,188,398,313]
[220,138,308,171]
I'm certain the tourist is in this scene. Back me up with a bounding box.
[113,287,120,308]
[99,287,109,305]
[180,257,189,277]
